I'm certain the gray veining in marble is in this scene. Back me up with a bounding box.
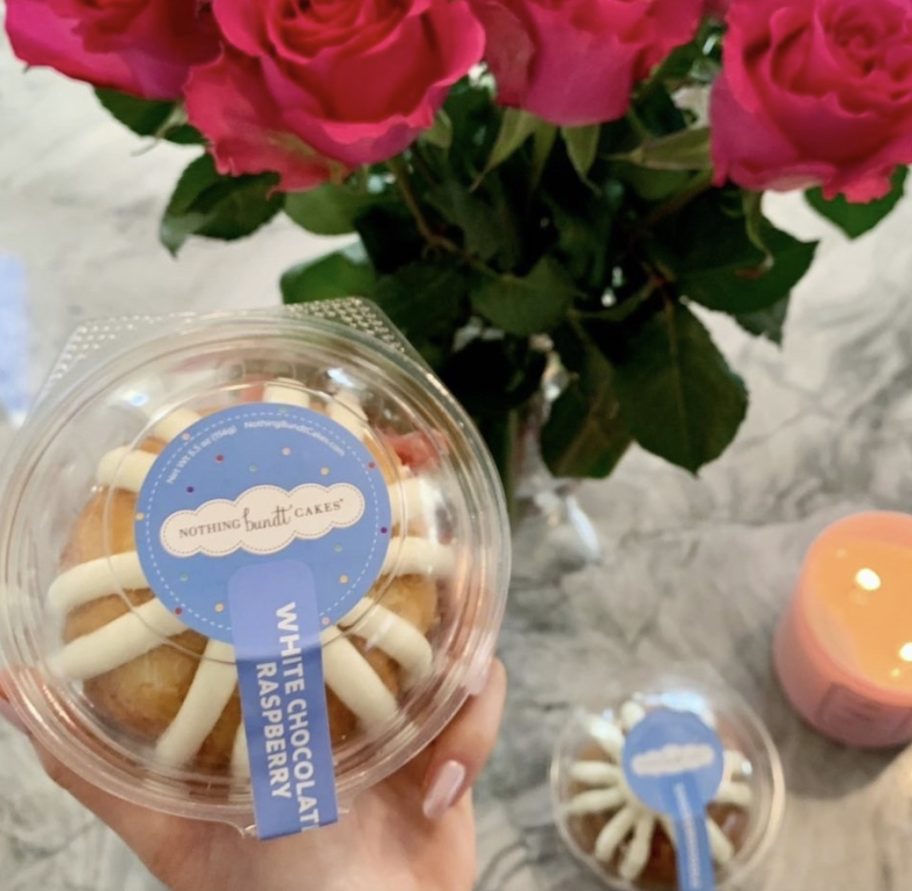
[4,32,912,891]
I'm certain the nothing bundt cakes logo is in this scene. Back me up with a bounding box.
[160,483,366,557]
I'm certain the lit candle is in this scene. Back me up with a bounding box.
[775,512,912,748]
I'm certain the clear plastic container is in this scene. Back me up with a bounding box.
[0,303,510,831]
[551,668,785,891]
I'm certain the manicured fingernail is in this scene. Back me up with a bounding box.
[0,699,26,734]
[423,760,467,821]
[467,659,492,697]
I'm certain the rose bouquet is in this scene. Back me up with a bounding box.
[7,0,911,499]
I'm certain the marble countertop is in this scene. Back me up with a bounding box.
[3,35,912,891]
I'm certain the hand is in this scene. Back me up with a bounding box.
[0,660,507,891]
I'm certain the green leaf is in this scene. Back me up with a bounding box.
[611,302,748,472]
[530,123,558,191]
[371,258,472,363]
[354,204,424,274]
[482,109,541,177]
[620,127,710,171]
[806,167,908,238]
[561,125,600,179]
[470,257,575,336]
[285,183,386,236]
[442,338,547,416]
[425,180,504,262]
[421,110,453,151]
[281,246,375,304]
[542,327,631,478]
[160,155,282,255]
[652,190,817,314]
[735,296,790,345]
[682,224,817,314]
[95,88,203,145]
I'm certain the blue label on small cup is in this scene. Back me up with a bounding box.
[230,561,339,838]
[623,709,724,891]
[135,403,391,838]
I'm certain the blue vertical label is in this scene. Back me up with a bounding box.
[135,403,392,839]
[231,561,339,839]
[623,708,725,891]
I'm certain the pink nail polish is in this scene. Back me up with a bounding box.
[467,659,492,696]
[0,699,27,734]
[423,760,467,821]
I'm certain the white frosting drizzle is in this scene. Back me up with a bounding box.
[382,537,455,578]
[567,701,753,879]
[232,724,250,778]
[50,598,187,680]
[152,408,202,443]
[48,552,147,613]
[594,805,638,862]
[338,599,433,689]
[566,787,626,816]
[156,640,238,767]
[620,700,646,731]
[619,813,656,880]
[588,715,624,761]
[389,477,441,529]
[96,447,156,493]
[714,780,753,808]
[569,761,620,786]
[263,380,311,407]
[326,389,367,436]
[320,627,399,728]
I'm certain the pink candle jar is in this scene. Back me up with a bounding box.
[774,512,912,748]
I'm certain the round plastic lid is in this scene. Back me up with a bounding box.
[799,512,912,697]
[0,311,510,828]
[550,668,784,891]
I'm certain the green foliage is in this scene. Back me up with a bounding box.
[608,302,748,472]
[136,30,868,489]
[95,88,203,145]
[160,156,282,255]
[281,247,375,304]
[806,167,908,238]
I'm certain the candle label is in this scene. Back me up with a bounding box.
[623,709,725,891]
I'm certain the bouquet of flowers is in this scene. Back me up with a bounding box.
[8,0,911,497]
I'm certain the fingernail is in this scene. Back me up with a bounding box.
[423,760,467,821]
[467,659,492,697]
[0,699,26,734]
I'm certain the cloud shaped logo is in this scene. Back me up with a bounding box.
[629,743,716,778]
[160,483,366,557]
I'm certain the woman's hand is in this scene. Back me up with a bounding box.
[0,660,506,891]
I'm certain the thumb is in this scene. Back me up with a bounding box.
[420,658,507,821]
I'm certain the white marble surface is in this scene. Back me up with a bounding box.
[4,31,912,891]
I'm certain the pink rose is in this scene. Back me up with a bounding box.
[704,0,729,17]
[469,0,704,126]
[185,0,485,192]
[712,0,912,202]
[4,0,217,100]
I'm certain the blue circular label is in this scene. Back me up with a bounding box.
[622,708,724,813]
[135,404,392,642]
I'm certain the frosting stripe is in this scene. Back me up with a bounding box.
[619,813,656,880]
[156,639,238,767]
[49,552,148,613]
[231,723,251,778]
[594,806,638,862]
[152,408,202,443]
[96,447,156,493]
[50,599,188,680]
[264,381,310,407]
[338,599,433,689]
[320,628,398,728]
[382,537,455,579]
